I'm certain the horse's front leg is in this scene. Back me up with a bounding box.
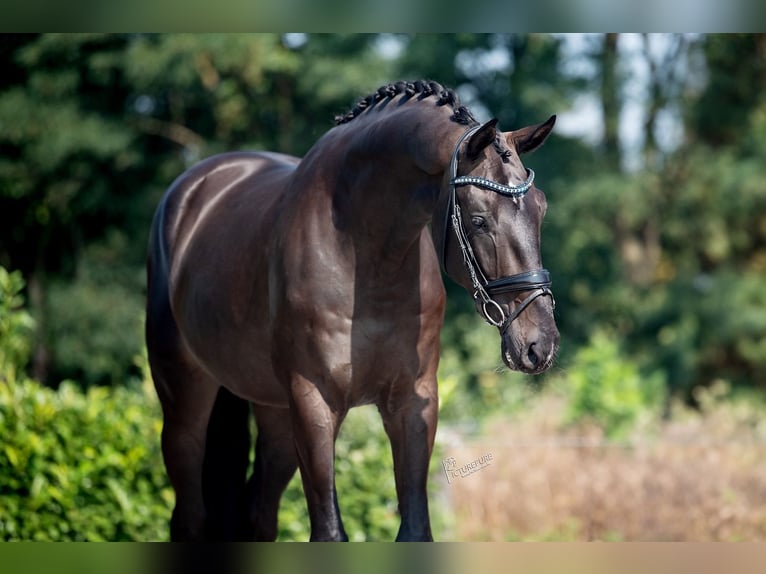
[288,374,348,541]
[379,375,438,541]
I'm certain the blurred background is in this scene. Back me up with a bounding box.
[1,33,765,541]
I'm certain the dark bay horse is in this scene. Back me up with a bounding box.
[146,80,559,541]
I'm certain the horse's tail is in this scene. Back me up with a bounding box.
[202,387,252,540]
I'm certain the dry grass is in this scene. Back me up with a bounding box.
[437,392,766,541]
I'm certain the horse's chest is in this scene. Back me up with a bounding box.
[288,308,426,401]
[345,312,428,396]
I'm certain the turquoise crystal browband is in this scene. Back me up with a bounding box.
[451,168,535,198]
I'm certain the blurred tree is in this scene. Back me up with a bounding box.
[647,34,766,395]
[396,34,574,129]
[600,33,620,171]
[688,34,766,148]
[0,34,139,383]
[124,33,393,159]
[546,34,766,400]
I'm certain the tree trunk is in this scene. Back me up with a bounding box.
[27,270,51,386]
[601,33,621,171]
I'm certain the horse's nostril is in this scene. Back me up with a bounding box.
[527,343,539,368]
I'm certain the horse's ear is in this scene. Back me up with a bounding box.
[466,118,499,161]
[507,115,556,155]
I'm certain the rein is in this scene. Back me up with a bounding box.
[443,125,555,330]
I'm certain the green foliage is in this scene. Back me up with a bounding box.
[689,35,766,146]
[0,267,34,381]
[47,278,144,387]
[437,309,543,423]
[0,374,173,541]
[333,408,398,541]
[546,112,766,393]
[46,241,145,387]
[0,35,139,277]
[563,330,664,439]
[1,282,171,541]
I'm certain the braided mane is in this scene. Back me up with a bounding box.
[334,80,477,126]
[335,80,511,162]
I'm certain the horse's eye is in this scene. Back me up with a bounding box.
[471,216,487,229]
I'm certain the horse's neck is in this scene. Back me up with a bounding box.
[331,113,459,268]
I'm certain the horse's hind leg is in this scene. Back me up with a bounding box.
[202,387,252,540]
[244,405,299,541]
[153,360,220,541]
[147,288,220,541]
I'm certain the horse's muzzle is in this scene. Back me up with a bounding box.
[501,324,558,375]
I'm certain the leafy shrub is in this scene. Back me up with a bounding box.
[0,267,34,382]
[438,310,538,423]
[2,373,446,541]
[563,329,665,439]
[0,264,170,541]
[1,375,450,541]
[47,271,144,388]
[0,375,173,541]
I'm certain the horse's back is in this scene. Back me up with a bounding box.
[151,151,298,273]
[147,151,298,405]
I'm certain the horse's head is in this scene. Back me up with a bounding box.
[436,116,559,374]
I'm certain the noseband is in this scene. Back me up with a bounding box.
[443,125,555,330]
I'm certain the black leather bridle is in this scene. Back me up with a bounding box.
[442,124,555,330]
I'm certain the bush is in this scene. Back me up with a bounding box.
[47,270,145,388]
[563,329,665,439]
[1,379,454,541]
[438,310,539,423]
[0,374,173,541]
[0,267,34,382]
[0,267,171,541]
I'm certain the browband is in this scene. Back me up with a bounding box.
[451,169,535,198]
